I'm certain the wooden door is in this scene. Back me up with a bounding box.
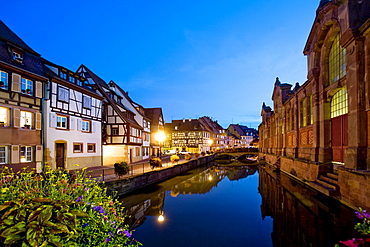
[55,143,65,169]
[331,114,348,163]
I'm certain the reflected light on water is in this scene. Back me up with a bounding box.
[158,214,165,222]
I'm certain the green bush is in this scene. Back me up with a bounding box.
[0,166,141,247]
[114,162,130,177]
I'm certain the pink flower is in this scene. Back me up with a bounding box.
[339,238,364,247]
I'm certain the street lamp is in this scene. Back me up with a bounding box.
[155,131,166,157]
[208,139,213,152]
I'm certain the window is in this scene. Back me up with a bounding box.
[20,111,33,128]
[21,78,33,95]
[82,120,90,132]
[112,127,119,135]
[331,88,348,118]
[58,87,69,102]
[87,143,96,153]
[0,146,8,164]
[60,71,67,80]
[135,147,140,156]
[0,70,8,90]
[329,34,347,84]
[309,94,313,125]
[76,79,83,86]
[73,143,83,153]
[301,98,307,127]
[69,76,75,83]
[83,96,92,109]
[0,107,9,126]
[56,115,67,129]
[20,146,32,162]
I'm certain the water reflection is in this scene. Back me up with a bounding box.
[120,162,359,247]
[121,163,257,231]
[259,164,359,247]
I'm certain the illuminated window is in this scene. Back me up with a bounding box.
[73,143,83,153]
[301,98,307,127]
[56,115,67,129]
[82,120,90,132]
[0,146,8,164]
[0,70,8,90]
[0,107,9,126]
[329,34,347,84]
[20,111,33,129]
[331,88,348,118]
[87,143,96,153]
[21,78,33,95]
[20,146,32,162]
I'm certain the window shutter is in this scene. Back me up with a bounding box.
[77,119,82,131]
[49,112,57,128]
[13,108,20,128]
[35,112,42,130]
[11,145,19,164]
[35,145,42,162]
[70,117,75,130]
[12,73,21,92]
[35,81,42,98]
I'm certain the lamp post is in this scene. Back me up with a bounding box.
[155,131,166,157]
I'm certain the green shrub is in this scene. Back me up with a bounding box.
[0,166,141,247]
[114,162,130,177]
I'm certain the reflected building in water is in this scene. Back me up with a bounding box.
[122,164,257,230]
[259,165,358,247]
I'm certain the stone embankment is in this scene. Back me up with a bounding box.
[105,155,215,196]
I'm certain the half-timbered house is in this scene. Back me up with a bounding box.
[145,108,165,156]
[76,65,146,164]
[0,20,46,172]
[42,60,104,170]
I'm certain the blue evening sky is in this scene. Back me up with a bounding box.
[2,0,318,128]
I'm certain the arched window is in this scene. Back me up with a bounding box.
[330,88,348,118]
[328,34,347,84]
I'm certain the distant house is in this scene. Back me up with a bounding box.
[198,116,226,151]
[77,65,147,164]
[0,20,46,172]
[227,124,258,148]
[167,118,211,153]
[42,60,104,170]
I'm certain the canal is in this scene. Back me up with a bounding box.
[120,161,359,247]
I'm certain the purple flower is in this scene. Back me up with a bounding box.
[109,232,114,238]
[92,206,105,214]
[105,238,112,243]
[75,195,83,202]
[84,188,89,191]
[82,223,89,227]
[124,230,132,238]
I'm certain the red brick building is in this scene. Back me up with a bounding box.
[259,0,370,209]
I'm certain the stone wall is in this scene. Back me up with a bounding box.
[337,168,370,209]
[280,157,332,181]
[105,155,215,196]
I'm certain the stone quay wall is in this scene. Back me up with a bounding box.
[105,155,215,196]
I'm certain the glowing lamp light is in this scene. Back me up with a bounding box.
[208,175,213,181]
[208,139,213,145]
[155,131,166,142]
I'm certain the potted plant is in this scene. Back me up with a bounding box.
[114,161,130,177]
[0,121,4,127]
[23,124,30,129]
[26,89,31,94]
[184,153,192,160]
[194,153,200,158]
[150,157,162,169]
[170,154,180,163]
[0,81,4,87]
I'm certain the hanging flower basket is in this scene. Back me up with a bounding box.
[114,161,130,177]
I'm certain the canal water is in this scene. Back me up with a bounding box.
[120,161,359,247]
